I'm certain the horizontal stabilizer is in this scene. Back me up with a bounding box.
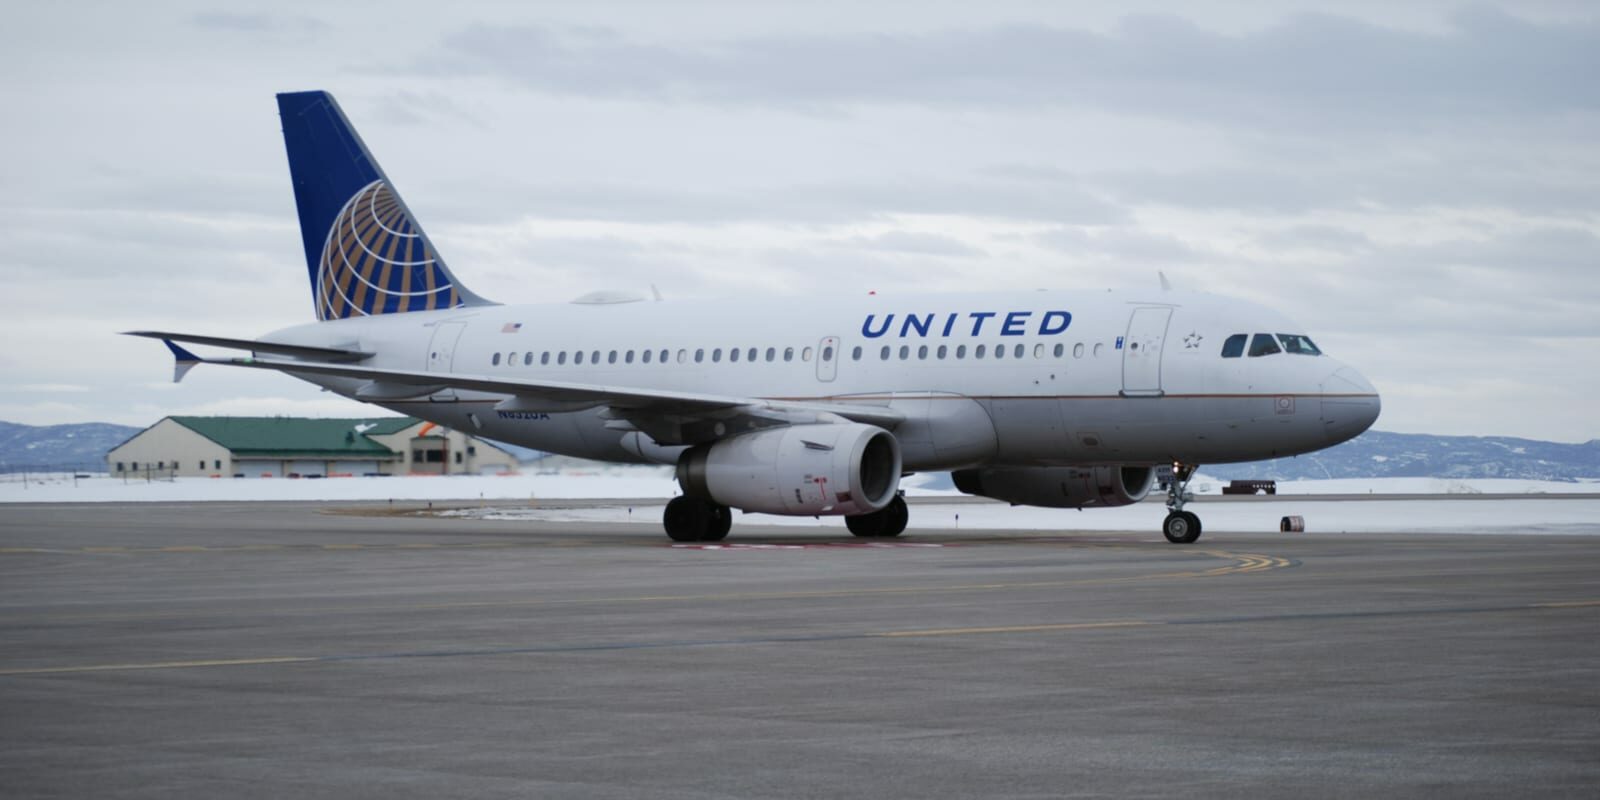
[124,331,371,362]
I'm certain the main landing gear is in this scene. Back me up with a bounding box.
[663,496,732,543]
[845,494,909,538]
[1162,463,1203,544]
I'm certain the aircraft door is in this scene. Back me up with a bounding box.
[816,336,839,382]
[1121,307,1172,396]
[426,321,467,373]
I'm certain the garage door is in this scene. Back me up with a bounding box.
[288,460,326,477]
[335,460,380,476]
[238,460,282,478]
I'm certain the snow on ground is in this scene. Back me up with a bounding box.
[0,468,678,504]
[3,469,1597,535]
[2,469,1595,505]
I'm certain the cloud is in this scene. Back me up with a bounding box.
[406,10,1599,127]
[189,12,326,37]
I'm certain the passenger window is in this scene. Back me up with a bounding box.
[492,353,501,366]
[1277,334,1322,355]
[712,348,722,363]
[1034,343,1045,359]
[558,352,567,365]
[608,350,618,364]
[995,345,1005,359]
[784,347,794,362]
[574,351,584,365]
[1248,333,1281,357]
[956,345,967,359]
[1221,334,1247,358]
[1053,343,1064,357]
[677,349,688,364]
[822,346,834,361]
[730,348,740,362]
[937,345,947,359]
[880,346,890,360]
[899,345,910,360]
[1093,343,1103,357]
[852,346,862,361]
[524,353,533,366]
[766,347,776,362]
[541,352,550,365]
[694,348,704,363]
[917,345,928,360]
[509,351,518,365]
[591,350,600,364]
[1015,344,1025,358]
[748,348,757,362]
[975,344,986,358]
[642,349,652,364]
[1074,343,1084,358]
[625,350,634,364]
[660,350,668,363]
[802,347,813,362]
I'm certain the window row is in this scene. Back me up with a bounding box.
[858,341,1104,361]
[1220,333,1323,359]
[491,341,1108,368]
[493,345,819,367]
[114,460,221,472]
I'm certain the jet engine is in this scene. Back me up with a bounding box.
[951,465,1155,508]
[676,423,901,516]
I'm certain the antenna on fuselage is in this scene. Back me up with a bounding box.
[1159,271,1173,292]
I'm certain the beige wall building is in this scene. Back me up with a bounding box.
[107,417,519,478]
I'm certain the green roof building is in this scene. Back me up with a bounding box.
[107,416,518,478]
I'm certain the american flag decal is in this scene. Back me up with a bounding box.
[501,322,522,333]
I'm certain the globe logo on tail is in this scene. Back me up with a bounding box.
[315,180,459,320]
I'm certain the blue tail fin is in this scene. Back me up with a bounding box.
[276,91,491,321]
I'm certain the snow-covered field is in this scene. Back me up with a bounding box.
[3,468,1597,535]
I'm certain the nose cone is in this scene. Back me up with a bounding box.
[1321,366,1381,445]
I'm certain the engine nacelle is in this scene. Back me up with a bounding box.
[951,465,1156,508]
[677,423,902,516]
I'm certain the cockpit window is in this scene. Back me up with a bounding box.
[1276,334,1322,355]
[1248,333,1281,357]
[1220,334,1247,358]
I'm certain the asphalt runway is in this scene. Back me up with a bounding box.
[2,502,1597,798]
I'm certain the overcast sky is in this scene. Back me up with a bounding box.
[2,1,1596,442]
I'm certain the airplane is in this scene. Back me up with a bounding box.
[129,90,1381,544]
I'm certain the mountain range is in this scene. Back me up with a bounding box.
[1,420,1596,481]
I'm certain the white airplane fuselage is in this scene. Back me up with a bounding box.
[265,287,1380,472]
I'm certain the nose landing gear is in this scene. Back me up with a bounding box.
[1162,462,1202,544]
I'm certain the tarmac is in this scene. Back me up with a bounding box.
[2,501,1597,798]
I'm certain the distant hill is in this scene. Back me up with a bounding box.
[1203,430,1600,482]
[0,421,141,472]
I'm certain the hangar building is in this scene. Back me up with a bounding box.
[107,416,519,478]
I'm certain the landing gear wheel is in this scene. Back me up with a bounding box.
[880,494,908,537]
[845,494,909,538]
[663,496,731,542]
[706,506,733,542]
[1163,511,1202,544]
[845,512,884,538]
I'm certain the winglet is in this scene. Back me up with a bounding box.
[163,339,202,383]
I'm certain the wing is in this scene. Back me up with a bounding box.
[141,339,903,446]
